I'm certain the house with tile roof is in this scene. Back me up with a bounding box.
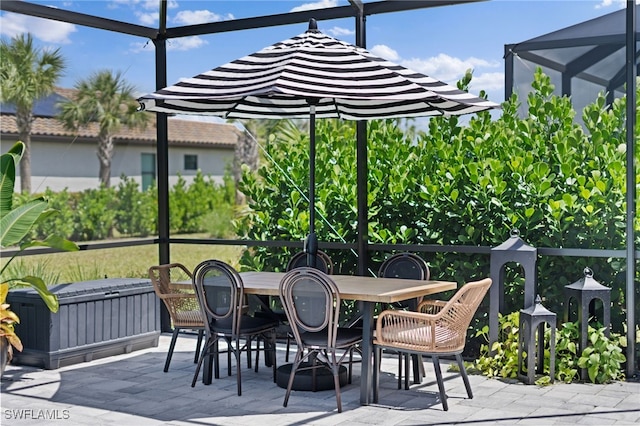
[0,88,241,192]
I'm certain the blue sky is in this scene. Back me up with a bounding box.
[0,0,632,104]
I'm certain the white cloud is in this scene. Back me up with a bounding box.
[370,44,400,62]
[173,10,234,25]
[141,0,160,10]
[401,53,500,85]
[467,71,505,98]
[367,47,503,100]
[595,0,628,9]
[129,40,154,54]
[0,12,76,44]
[109,0,177,23]
[129,35,206,53]
[166,36,208,51]
[136,11,158,26]
[327,26,354,37]
[109,0,174,10]
[290,0,339,13]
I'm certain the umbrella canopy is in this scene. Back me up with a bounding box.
[138,19,500,264]
[139,19,498,119]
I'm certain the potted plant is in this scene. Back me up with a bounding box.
[0,141,79,375]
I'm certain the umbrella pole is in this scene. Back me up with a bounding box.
[306,103,318,268]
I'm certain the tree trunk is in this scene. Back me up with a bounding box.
[16,109,33,193]
[234,129,258,204]
[97,134,114,188]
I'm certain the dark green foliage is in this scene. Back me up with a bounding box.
[20,171,236,241]
[114,175,157,237]
[198,171,237,238]
[72,185,117,240]
[169,171,235,234]
[14,188,75,241]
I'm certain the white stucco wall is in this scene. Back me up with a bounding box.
[12,138,234,193]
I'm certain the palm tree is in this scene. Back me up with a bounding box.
[58,70,149,188]
[0,33,66,193]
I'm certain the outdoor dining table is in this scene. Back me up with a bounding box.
[231,271,457,405]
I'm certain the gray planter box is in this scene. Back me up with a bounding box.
[7,278,160,369]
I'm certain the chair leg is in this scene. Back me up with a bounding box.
[192,336,215,387]
[213,340,220,379]
[285,334,291,362]
[456,353,473,399]
[432,356,448,411]
[418,355,426,382]
[164,328,180,372]
[226,337,232,376]
[191,352,203,387]
[233,343,242,396]
[283,353,303,408]
[194,329,204,364]
[330,351,343,413]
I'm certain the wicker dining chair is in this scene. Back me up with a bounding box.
[378,252,431,389]
[148,263,205,372]
[191,259,278,396]
[279,267,362,413]
[373,278,492,411]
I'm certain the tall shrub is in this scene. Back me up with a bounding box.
[114,175,156,237]
[236,69,640,337]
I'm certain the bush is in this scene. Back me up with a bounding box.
[72,185,117,240]
[114,175,157,237]
[471,311,626,384]
[23,170,236,241]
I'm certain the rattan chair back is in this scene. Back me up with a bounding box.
[149,263,203,328]
[376,278,491,354]
[148,263,204,372]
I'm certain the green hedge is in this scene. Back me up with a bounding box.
[16,170,236,240]
[235,69,640,339]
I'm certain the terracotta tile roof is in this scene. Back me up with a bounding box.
[0,87,241,148]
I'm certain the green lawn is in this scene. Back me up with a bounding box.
[2,239,244,285]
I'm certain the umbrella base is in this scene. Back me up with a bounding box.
[276,362,347,391]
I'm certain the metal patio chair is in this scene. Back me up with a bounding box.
[191,259,278,396]
[279,267,362,413]
[255,250,334,362]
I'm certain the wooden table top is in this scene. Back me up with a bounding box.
[238,271,457,303]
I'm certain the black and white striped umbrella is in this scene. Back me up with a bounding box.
[138,20,498,118]
[138,19,499,261]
